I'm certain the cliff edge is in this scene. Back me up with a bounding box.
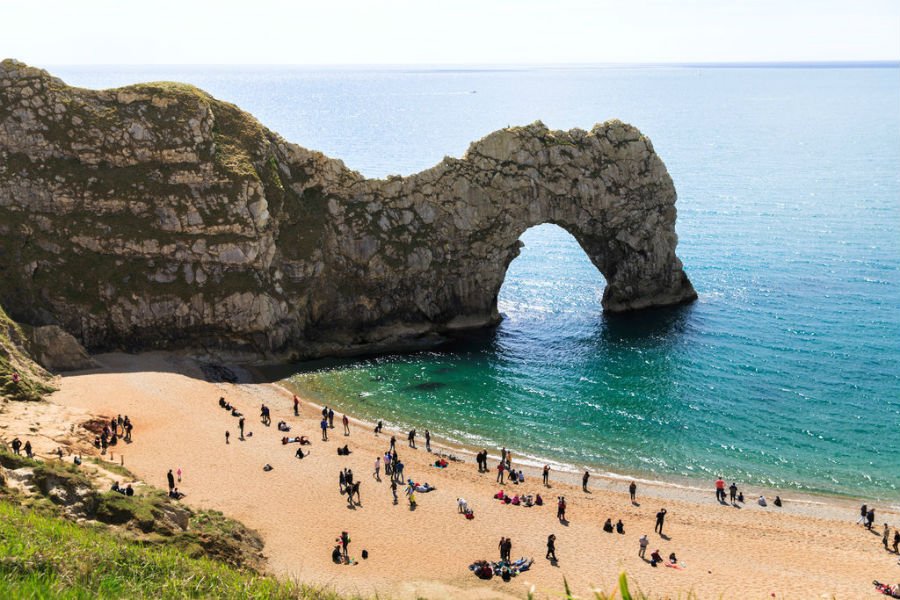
[0,59,696,359]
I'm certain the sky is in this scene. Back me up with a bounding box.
[2,0,899,65]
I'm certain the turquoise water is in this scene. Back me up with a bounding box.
[55,65,900,500]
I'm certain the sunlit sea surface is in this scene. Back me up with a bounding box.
[55,64,900,500]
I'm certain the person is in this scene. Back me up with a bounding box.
[73,454,82,466]
[295,447,306,459]
[892,529,900,553]
[11,371,19,385]
[23,440,33,458]
[715,477,726,502]
[737,491,745,503]
[546,534,557,562]
[340,531,350,561]
[11,437,21,455]
[517,469,524,483]
[457,497,468,513]
[339,470,347,494]
[857,504,869,525]
[629,481,637,502]
[239,417,245,439]
[497,461,505,484]
[177,467,182,483]
[866,507,875,530]
[758,495,767,507]
[373,456,381,481]
[650,549,663,567]
[374,420,383,435]
[582,470,590,492]
[509,469,518,484]
[225,430,230,444]
[332,544,343,564]
[343,414,350,436]
[603,518,614,533]
[424,429,431,452]
[389,436,396,453]
[638,534,649,559]
[293,395,300,416]
[125,484,134,497]
[668,552,678,564]
[884,523,891,550]
[557,496,567,522]
[501,537,512,563]
[616,519,625,534]
[167,469,175,492]
[729,482,738,503]
[395,460,404,482]
[655,508,667,534]
[328,408,335,429]
[774,495,782,507]
[408,429,416,448]
[390,478,398,504]
[321,418,328,441]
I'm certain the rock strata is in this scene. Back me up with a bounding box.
[0,59,696,359]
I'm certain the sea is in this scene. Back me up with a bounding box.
[53,63,900,501]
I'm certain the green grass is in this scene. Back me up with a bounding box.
[0,500,355,599]
[0,304,56,402]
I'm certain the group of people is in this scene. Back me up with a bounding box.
[858,504,900,555]
[602,517,625,534]
[339,468,361,506]
[111,481,134,496]
[9,437,32,458]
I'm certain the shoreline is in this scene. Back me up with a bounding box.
[274,380,899,520]
[274,377,900,513]
[5,351,899,599]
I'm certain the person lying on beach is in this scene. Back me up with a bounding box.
[337,445,351,456]
[282,436,310,445]
[277,421,290,432]
[603,518,614,533]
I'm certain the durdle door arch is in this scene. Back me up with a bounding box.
[0,60,696,358]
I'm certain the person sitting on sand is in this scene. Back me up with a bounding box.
[774,495,782,507]
[332,544,343,564]
[296,447,307,459]
[509,469,518,484]
[603,518,614,533]
[668,552,678,564]
[616,519,625,534]
[758,495,767,507]
[737,492,745,503]
[277,421,290,432]
[219,397,226,408]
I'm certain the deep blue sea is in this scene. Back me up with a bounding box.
[54,64,900,500]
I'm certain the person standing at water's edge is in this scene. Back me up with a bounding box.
[543,464,550,486]
[582,470,590,492]
[715,477,726,502]
[629,481,637,503]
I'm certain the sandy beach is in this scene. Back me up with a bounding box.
[2,351,898,599]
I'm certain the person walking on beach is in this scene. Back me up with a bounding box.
[343,414,350,436]
[866,508,875,530]
[729,482,738,503]
[557,496,567,522]
[373,456,381,481]
[655,508,667,535]
[328,408,335,429]
[893,529,900,553]
[339,469,347,494]
[225,430,230,444]
[340,531,350,561]
[884,524,891,550]
[238,417,245,440]
[321,418,328,441]
[389,436,397,453]
[582,470,590,492]
[408,429,416,448]
[497,461,505,484]
[23,441,32,458]
[857,504,868,525]
[425,429,431,452]
[543,465,550,486]
[390,479,398,504]
[638,534,649,559]
[167,469,175,492]
[629,481,637,503]
[546,534,557,562]
[293,395,300,416]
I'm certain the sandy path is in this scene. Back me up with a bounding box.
[4,351,898,599]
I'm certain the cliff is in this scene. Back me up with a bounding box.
[0,59,696,360]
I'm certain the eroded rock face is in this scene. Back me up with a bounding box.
[0,59,696,359]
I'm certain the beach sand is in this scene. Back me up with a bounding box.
[2,351,897,599]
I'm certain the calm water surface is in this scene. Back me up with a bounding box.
[55,64,900,500]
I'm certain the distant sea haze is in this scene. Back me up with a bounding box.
[55,63,900,500]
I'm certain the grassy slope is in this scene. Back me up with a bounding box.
[0,500,351,600]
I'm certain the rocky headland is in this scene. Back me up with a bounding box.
[0,59,696,363]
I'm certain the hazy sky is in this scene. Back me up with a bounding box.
[2,0,899,65]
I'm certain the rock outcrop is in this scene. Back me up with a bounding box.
[0,59,696,359]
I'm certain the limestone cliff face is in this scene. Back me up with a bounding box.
[0,59,696,359]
